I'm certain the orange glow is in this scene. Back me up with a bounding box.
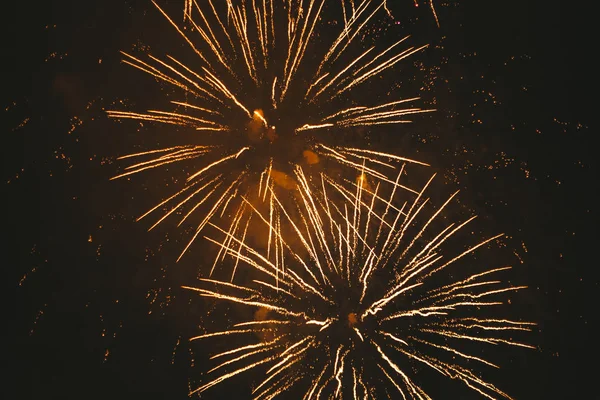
[254,306,270,322]
[347,312,358,327]
[266,126,278,143]
[269,169,297,190]
[302,150,320,165]
[356,173,372,191]
[254,307,277,341]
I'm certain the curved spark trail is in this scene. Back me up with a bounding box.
[109,0,432,268]
[184,166,534,399]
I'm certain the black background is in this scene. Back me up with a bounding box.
[3,0,595,398]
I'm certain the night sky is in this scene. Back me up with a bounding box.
[4,0,596,399]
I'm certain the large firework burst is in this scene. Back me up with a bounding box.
[184,165,534,399]
[108,0,432,266]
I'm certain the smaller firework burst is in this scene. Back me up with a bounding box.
[184,165,534,399]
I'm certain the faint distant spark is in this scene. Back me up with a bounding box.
[108,0,432,268]
[185,166,534,398]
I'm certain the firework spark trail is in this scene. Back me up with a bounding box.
[184,0,441,27]
[183,165,534,398]
[109,0,433,270]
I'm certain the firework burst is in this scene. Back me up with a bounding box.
[108,0,432,267]
[184,165,534,399]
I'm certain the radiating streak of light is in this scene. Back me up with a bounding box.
[210,338,283,360]
[235,320,292,327]
[410,336,499,368]
[185,286,305,318]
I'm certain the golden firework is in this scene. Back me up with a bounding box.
[184,165,534,398]
[109,0,432,270]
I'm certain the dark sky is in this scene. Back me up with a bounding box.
[3,0,596,399]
